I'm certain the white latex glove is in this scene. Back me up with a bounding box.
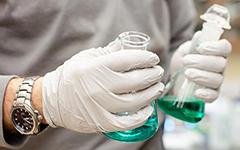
[170,32,232,102]
[42,40,165,133]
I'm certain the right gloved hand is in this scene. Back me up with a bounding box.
[42,40,165,133]
[170,32,231,102]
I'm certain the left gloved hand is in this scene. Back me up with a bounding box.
[170,31,232,102]
[42,39,164,133]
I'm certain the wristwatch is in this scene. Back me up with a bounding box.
[10,77,43,135]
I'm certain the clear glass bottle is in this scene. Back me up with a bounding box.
[104,31,159,142]
[158,4,231,123]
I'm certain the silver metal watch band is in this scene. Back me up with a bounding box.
[15,77,39,106]
[13,76,43,135]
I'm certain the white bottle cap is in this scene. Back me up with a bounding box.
[200,4,231,30]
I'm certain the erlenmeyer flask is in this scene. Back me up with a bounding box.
[104,31,159,142]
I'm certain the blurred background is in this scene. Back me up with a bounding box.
[162,0,240,149]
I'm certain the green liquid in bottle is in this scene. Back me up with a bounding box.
[104,102,159,142]
[158,96,205,123]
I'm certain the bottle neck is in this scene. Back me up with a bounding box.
[200,22,224,43]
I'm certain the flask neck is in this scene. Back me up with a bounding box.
[200,22,224,43]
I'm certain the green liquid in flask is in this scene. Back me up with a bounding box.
[104,102,159,142]
[158,96,205,123]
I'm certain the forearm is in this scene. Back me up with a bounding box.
[3,77,46,133]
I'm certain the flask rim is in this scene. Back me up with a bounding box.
[118,31,150,47]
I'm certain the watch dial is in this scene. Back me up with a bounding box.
[12,108,34,133]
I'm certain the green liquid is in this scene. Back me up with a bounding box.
[104,102,159,142]
[158,96,205,123]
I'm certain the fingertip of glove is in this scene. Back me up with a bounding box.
[135,50,160,66]
[147,52,160,65]
[220,39,232,54]
[159,82,165,92]
[154,65,164,78]
[195,88,219,103]
[139,105,154,118]
[197,39,232,57]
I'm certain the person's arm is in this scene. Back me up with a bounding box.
[3,77,46,133]
[0,76,46,148]
[0,39,165,148]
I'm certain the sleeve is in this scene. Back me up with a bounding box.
[0,75,28,149]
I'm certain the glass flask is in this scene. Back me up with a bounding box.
[158,4,231,123]
[104,31,159,142]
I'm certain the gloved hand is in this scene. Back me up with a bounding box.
[42,40,165,133]
[170,31,232,102]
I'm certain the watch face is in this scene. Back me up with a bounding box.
[11,107,35,133]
